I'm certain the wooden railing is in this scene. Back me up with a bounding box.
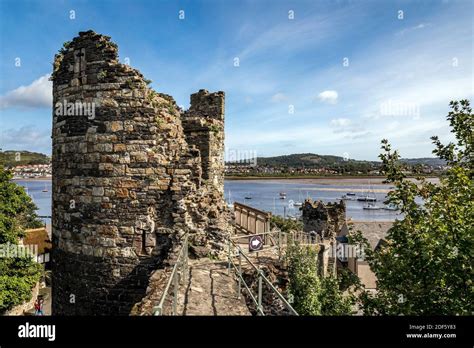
[233,202,272,234]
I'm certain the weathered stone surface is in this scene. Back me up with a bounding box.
[132,259,251,316]
[189,245,210,259]
[300,199,346,240]
[51,30,231,315]
[300,199,345,276]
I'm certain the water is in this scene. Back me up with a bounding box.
[224,179,401,221]
[14,179,52,224]
[14,179,401,223]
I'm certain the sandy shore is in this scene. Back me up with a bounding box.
[12,177,51,182]
[225,177,439,186]
[14,176,440,186]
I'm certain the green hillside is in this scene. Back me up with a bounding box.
[0,151,51,167]
[255,153,378,168]
[227,153,446,173]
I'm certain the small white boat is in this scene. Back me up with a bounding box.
[363,203,381,210]
[342,195,356,201]
[293,189,303,206]
[357,195,377,202]
[358,181,377,202]
[383,204,399,211]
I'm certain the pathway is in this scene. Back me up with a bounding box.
[177,259,251,316]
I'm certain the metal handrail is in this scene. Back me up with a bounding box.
[229,256,264,315]
[227,236,299,316]
[230,230,282,240]
[153,234,188,315]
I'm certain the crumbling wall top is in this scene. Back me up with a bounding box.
[186,89,225,121]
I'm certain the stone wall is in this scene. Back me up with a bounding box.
[181,89,230,253]
[300,199,345,276]
[300,199,346,240]
[51,31,228,315]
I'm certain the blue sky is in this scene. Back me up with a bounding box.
[0,0,472,160]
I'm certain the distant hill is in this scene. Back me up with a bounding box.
[228,153,446,169]
[399,157,446,167]
[253,153,378,168]
[0,150,51,167]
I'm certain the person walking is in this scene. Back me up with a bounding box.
[34,295,44,316]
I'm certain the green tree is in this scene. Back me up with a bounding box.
[270,215,303,233]
[0,168,43,244]
[286,241,355,315]
[350,100,473,315]
[0,168,43,312]
[286,242,322,315]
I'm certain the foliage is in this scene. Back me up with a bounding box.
[147,90,157,102]
[0,168,43,312]
[286,242,321,315]
[0,169,43,244]
[155,116,164,128]
[124,78,134,89]
[0,271,41,312]
[286,242,355,315]
[319,273,355,315]
[349,100,473,315]
[0,262,41,314]
[209,124,221,134]
[0,151,50,167]
[270,215,303,232]
[58,41,71,55]
[97,70,107,81]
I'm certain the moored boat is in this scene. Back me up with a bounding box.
[363,203,381,210]
[357,195,377,202]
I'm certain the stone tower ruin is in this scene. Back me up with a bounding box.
[300,199,346,240]
[51,30,229,315]
[300,199,346,276]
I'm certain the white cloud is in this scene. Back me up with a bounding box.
[0,125,50,153]
[397,23,430,36]
[271,93,288,103]
[236,8,352,61]
[317,90,338,104]
[330,117,367,137]
[0,74,52,109]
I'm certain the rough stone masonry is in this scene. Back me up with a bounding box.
[51,30,230,315]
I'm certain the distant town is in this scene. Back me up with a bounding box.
[10,164,52,179]
[225,153,448,178]
[2,150,448,179]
